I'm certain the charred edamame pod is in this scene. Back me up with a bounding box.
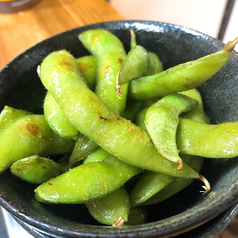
[78,29,128,115]
[0,105,32,131]
[39,50,210,192]
[43,55,97,138]
[76,55,97,90]
[0,114,75,173]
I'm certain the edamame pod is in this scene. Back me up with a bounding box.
[78,29,128,115]
[180,89,210,124]
[129,154,193,207]
[0,106,32,131]
[35,153,141,204]
[177,119,238,158]
[76,55,97,90]
[84,148,130,226]
[116,45,149,97]
[129,37,238,100]
[145,94,198,169]
[146,52,164,76]
[69,134,98,165]
[39,50,210,191]
[43,55,97,138]
[44,92,79,138]
[80,37,131,225]
[131,91,209,206]
[143,156,204,205]
[10,155,63,184]
[0,114,75,173]
[86,186,130,226]
[124,206,147,226]
[122,100,143,121]
[83,148,107,164]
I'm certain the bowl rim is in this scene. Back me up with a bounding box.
[0,20,238,237]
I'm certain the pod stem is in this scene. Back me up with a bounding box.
[130,29,137,49]
[112,216,125,227]
[176,158,183,170]
[224,37,238,52]
[199,175,211,194]
[115,84,122,99]
[115,73,122,99]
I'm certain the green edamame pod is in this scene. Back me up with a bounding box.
[146,52,164,76]
[130,172,174,208]
[35,153,141,204]
[69,134,98,165]
[144,94,198,170]
[124,206,147,226]
[0,114,75,173]
[142,110,208,206]
[78,37,131,226]
[78,29,128,115]
[129,37,238,100]
[39,50,210,192]
[134,107,147,129]
[0,106,32,131]
[43,55,97,138]
[86,186,130,226]
[122,100,143,121]
[44,92,79,138]
[10,155,63,184]
[84,148,130,226]
[180,89,210,124]
[76,55,97,90]
[143,156,204,205]
[83,148,107,164]
[115,45,149,97]
[177,119,238,158]
[129,154,193,207]
[131,92,209,206]
[129,29,163,76]
[84,149,130,226]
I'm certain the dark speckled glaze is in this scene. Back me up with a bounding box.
[0,21,238,238]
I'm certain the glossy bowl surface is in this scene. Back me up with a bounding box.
[0,20,238,238]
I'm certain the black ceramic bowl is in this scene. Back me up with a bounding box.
[0,21,238,238]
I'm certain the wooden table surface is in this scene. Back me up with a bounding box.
[0,0,237,237]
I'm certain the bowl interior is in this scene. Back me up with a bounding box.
[0,21,238,238]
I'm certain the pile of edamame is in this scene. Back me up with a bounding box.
[0,29,238,226]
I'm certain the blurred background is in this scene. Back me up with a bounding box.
[110,0,238,50]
